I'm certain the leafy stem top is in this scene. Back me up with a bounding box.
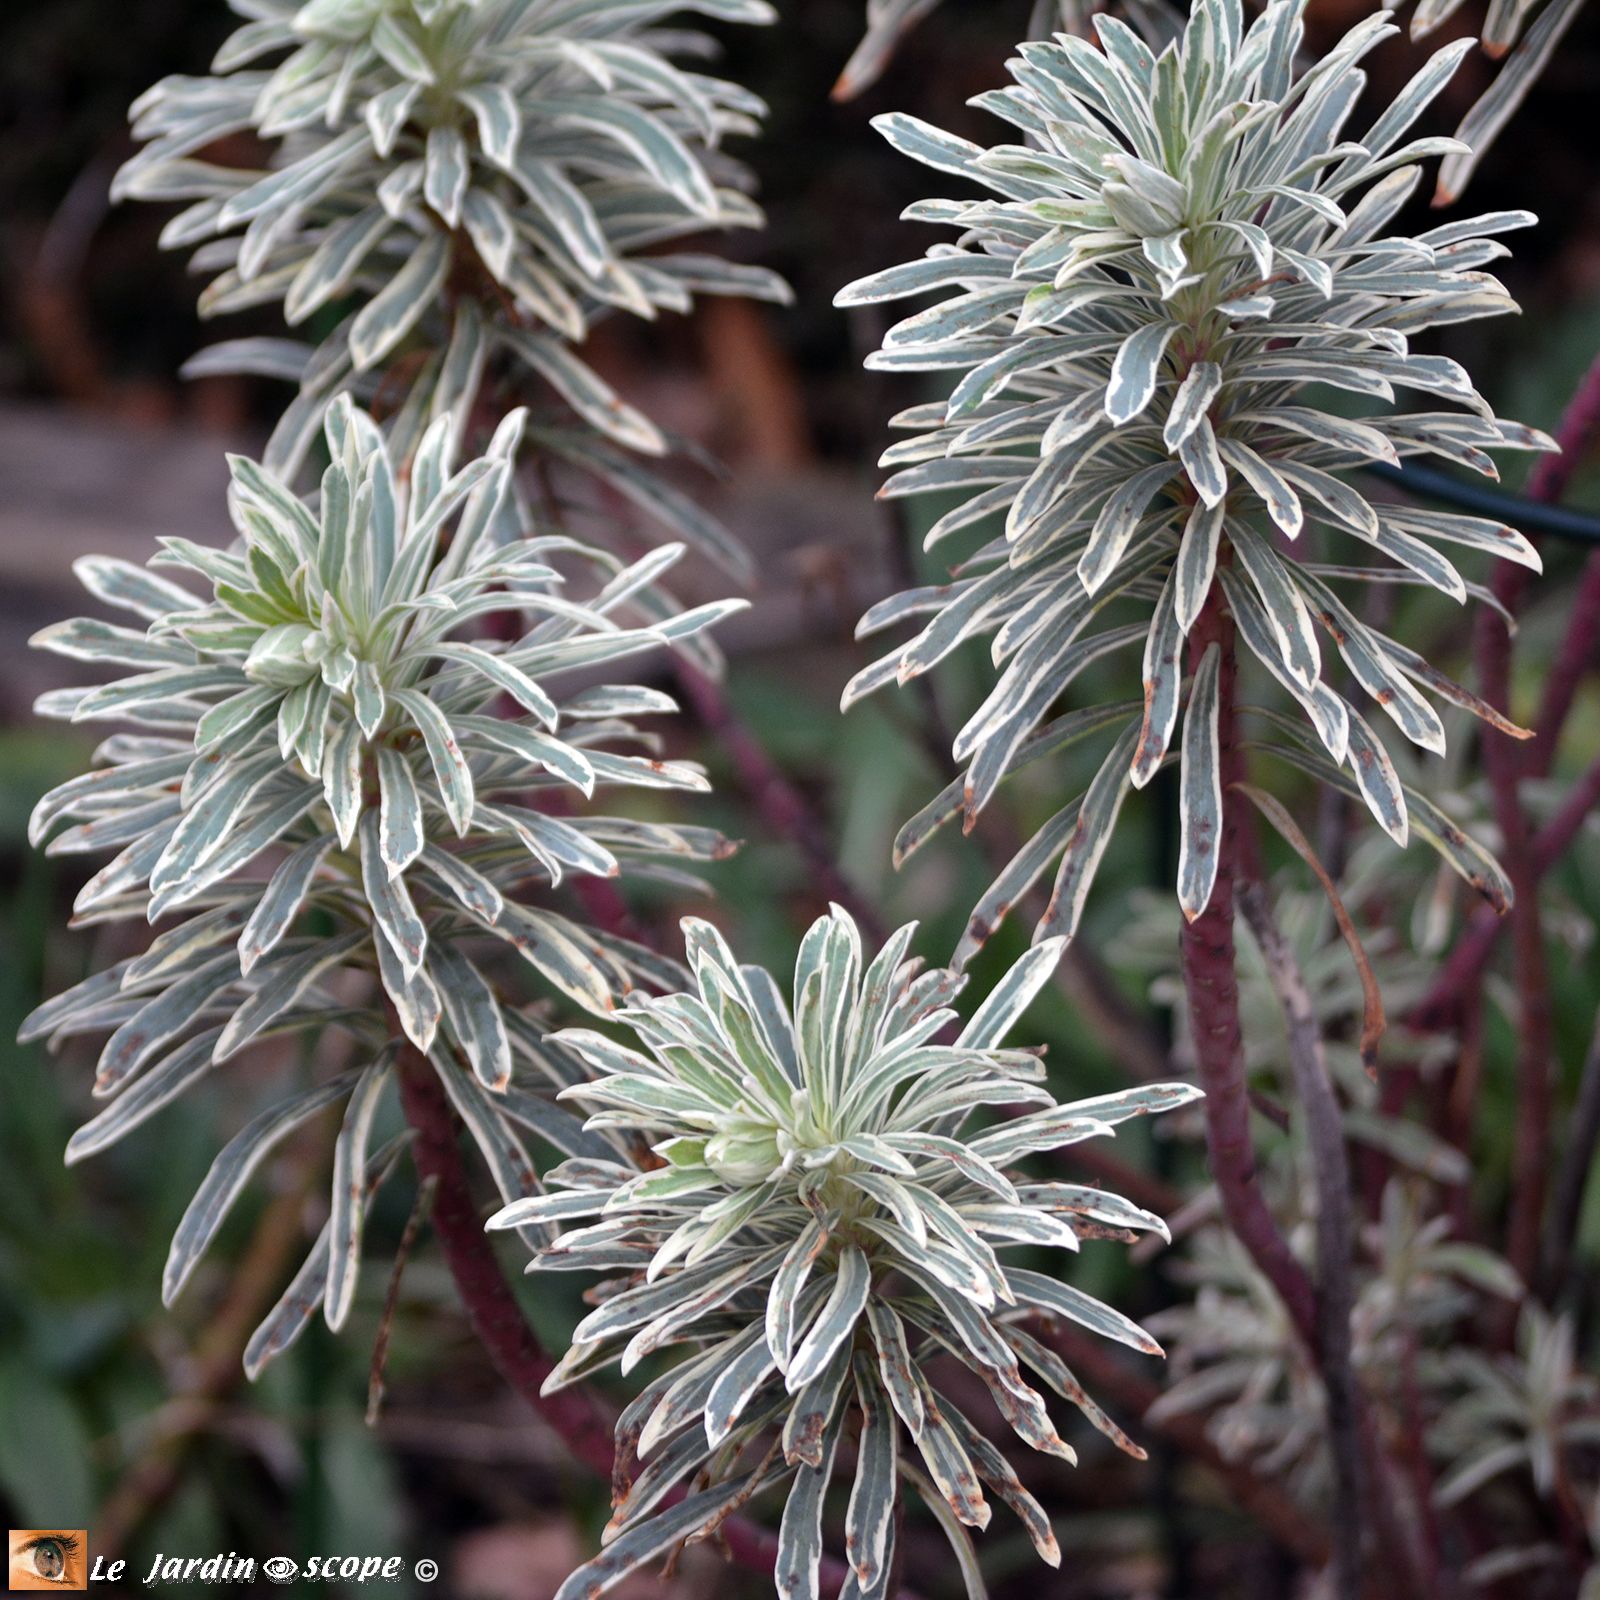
[115,0,791,509]
[840,0,1548,956]
[23,399,743,1340]
[491,906,1200,1600]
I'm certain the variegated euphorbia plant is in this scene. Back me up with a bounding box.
[23,398,742,1373]
[116,0,790,576]
[840,0,1546,964]
[489,907,1200,1600]
[22,0,795,1387]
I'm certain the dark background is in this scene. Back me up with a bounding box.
[2,2,1599,1596]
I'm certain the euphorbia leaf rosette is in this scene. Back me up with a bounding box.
[489,907,1200,1600]
[22,397,741,1366]
[839,0,1546,961]
[115,0,789,573]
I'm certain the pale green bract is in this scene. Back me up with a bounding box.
[488,906,1200,1600]
[114,0,790,574]
[840,0,1545,959]
[22,398,743,1368]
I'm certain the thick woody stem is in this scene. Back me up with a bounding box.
[395,1049,620,1478]
[394,1047,853,1596]
[1177,596,1318,1345]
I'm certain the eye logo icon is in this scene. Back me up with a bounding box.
[262,1557,299,1584]
[8,1532,88,1591]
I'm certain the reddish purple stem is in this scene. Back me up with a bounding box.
[1179,597,1319,1346]
[1475,567,1554,1290]
[1410,745,1600,1029]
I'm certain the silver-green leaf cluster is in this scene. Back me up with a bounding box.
[490,906,1199,1600]
[116,0,789,572]
[840,0,1545,956]
[24,399,739,1366]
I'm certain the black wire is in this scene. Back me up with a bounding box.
[1364,460,1600,547]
